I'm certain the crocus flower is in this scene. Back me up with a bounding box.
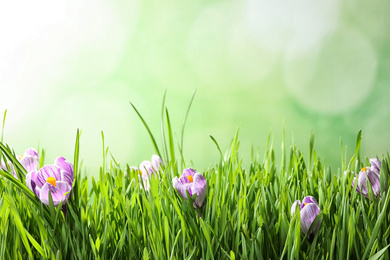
[132,155,164,191]
[172,168,207,208]
[353,158,381,198]
[26,157,73,206]
[1,148,39,178]
[291,196,321,237]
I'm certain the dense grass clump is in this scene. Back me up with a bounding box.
[1,98,390,259]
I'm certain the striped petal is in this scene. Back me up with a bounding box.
[367,169,381,196]
[192,172,207,207]
[302,196,318,206]
[20,155,39,173]
[39,181,72,206]
[173,176,188,199]
[55,157,74,187]
[23,148,39,158]
[26,170,40,196]
[300,203,321,235]
[291,200,301,217]
[357,170,369,197]
[151,155,164,170]
[369,158,381,174]
[36,165,61,187]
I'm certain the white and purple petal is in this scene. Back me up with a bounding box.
[182,168,196,178]
[302,196,318,206]
[291,200,301,217]
[39,181,71,206]
[173,168,207,208]
[179,168,196,184]
[173,177,188,199]
[369,158,381,174]
[357,170,369,197]
[23,148,39,158]
[36,165,60,187]
[300,203,321,235]
[20,155,39,173]
[25,156,73,206]
[151,155,164,170]
[55,157,74,187]
[192,172,207,207]
[352,176,361,193]
[26,170,40,196]
[55,157,74,178]
[139,160,154,176]
[367,170,381,196]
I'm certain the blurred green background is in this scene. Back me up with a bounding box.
[1,0,390,175]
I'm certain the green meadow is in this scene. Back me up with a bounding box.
[1,98,390,260]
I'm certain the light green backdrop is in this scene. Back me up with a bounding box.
[1,0,390,175]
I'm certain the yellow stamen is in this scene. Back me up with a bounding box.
[187,175,193,183]
[361,167,367,172]
[19,155,23,160]
[138,170,142,176]
[304,203,308,206]
[46,177,57,187]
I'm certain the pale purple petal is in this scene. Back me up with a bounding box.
[20,155,39,173]
[60,170,73,188]
[302,196,318,206]
[179,175,192,184]
[55,157,74,176]
[369,158,381,174]
[37,165,61,186]
[39,181,71,206]
[23,148,39,158]
[300,203,321,235]
[173,169,207,207]
[192,172,207,207]
[179,168,196,184]
[139,160,154,176]
[26,170,40,196]
[55,157,74,187]
[182,168,197,178]
[352,176,361,193]
[291,200,301,217]
[173,177,188,199]
[367,170,381,196]
[38,183,51,205]
[138,160,160,191]
[357,170,370,197]
[151,155,164,170]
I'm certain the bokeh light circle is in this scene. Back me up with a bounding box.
[283,27,377,114]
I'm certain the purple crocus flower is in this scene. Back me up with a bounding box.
[353,158,381,198]
[1,148,39,178]
[133,155,164,191]
[172,168,207,208]
[291,196,321,237]
[25,157,73,206]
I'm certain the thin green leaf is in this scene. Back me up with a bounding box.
[130,102,161,157]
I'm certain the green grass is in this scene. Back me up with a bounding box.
[0,98,390,259]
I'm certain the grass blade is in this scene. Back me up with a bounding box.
[130,102,161,157]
